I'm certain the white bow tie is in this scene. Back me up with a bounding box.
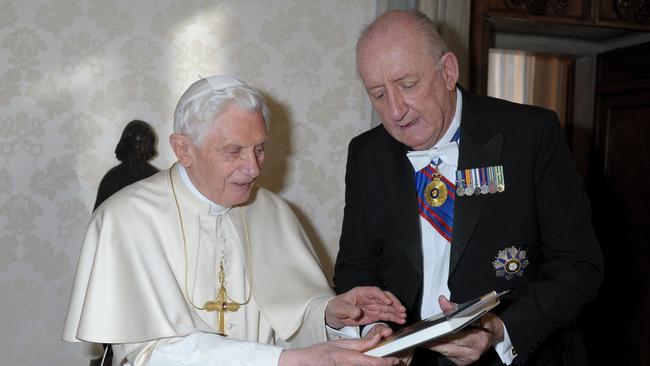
[406,141,459,172]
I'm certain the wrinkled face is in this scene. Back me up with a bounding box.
[175,105,266,207]
[357,29,458,150]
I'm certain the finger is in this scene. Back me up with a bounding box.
[357,286,395,304]
[430,341,474,360]
[445,329,487,347]
[378,325,393,338]
[430,332,489,363]
[383,291,406,312]
[356,302,407,316]
[364,324,393,339]
[343,307,404,324]
[374,312,407,324]
[357,303,406,318]
[437,295,456,312]
[364,328,380,339]
[336,334,383,351]
[367,308,407,324]
[363,355,400,366]
[339,352,400,366]
[383,357,401,366]
[446,350,481,365]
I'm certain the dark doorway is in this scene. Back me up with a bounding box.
[582,41,650,366]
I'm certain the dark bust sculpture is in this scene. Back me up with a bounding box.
[94,119,160,210]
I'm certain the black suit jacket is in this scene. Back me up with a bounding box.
[334,89,603,365]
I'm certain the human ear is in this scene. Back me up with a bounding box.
[440,52,460,90]
[169,134,194,168]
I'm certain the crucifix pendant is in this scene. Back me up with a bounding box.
[204,260,240,335]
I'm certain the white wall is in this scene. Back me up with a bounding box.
[0,1,375,364]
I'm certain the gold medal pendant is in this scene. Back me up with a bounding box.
[424,177,447,207]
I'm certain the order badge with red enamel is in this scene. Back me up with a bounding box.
[493,246,529,280]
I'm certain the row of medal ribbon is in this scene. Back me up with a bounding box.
[455,165,505,196]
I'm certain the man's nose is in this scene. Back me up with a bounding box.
[240,149,262,177]
[387,90,408,121]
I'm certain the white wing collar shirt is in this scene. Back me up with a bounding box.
[63,164,334,365]
[406,88,515,365]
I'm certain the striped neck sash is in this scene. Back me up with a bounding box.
[414,128,460,243]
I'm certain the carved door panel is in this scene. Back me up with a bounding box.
[582,41,650,366]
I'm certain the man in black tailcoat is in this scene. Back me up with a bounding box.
[334,10,603,366]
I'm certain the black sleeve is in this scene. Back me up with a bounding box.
[334,140,384,294]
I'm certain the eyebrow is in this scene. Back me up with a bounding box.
[220,138,268,150]
[366,75,417,92]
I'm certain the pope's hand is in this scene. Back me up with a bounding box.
[279,335,399,366]
[426,296,504,365]
[362,323,394,340]
[325,286,406,329]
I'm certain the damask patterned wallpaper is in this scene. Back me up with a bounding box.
[0,0,375,364]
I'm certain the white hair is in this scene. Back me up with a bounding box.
[173,76,270,146]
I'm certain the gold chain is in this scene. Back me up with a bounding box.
[169,168,253,311]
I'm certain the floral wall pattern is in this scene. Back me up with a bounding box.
[0,0,375,364]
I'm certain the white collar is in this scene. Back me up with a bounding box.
[176,164,229,215]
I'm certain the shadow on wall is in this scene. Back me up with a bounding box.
[256,94,333,283]
[257,94,291,193]
[289,201,334,283]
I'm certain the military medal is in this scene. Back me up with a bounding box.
[455,170,465,197]
[465,170,474,196]
[489,182,497,193]
[488,166,497,193]
[473,169,481,195]
[480,168,489,194]
[424,167,447,207]
[493,246,529,280]
[496,165,505,192]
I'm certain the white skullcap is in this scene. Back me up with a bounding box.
[204,75,245,90]
[178,75,248,110]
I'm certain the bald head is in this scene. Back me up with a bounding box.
[355,10,459,151]
[357,10,448,64]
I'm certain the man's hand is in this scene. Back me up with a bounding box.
[279,335,399,366]
[427,296,505,365]
[362,323,394,340]
[325,286,407,329]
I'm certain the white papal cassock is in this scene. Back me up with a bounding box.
[63,164,335,365]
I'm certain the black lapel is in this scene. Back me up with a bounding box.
[450,89,503,278]
[377,134,423,276]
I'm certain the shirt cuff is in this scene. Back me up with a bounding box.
[148,332,283,366]
[360,323,388,338]
[493,323,517,365]
[326,324,359,340]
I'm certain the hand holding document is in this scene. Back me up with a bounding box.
[364,290,511,357]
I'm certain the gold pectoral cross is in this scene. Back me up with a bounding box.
[204,260,239,335]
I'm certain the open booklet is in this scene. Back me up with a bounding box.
[364,289,511,357]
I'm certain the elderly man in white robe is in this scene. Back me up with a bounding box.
[63,75,407,366]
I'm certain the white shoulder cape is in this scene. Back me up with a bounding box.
[63,166,334,344]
